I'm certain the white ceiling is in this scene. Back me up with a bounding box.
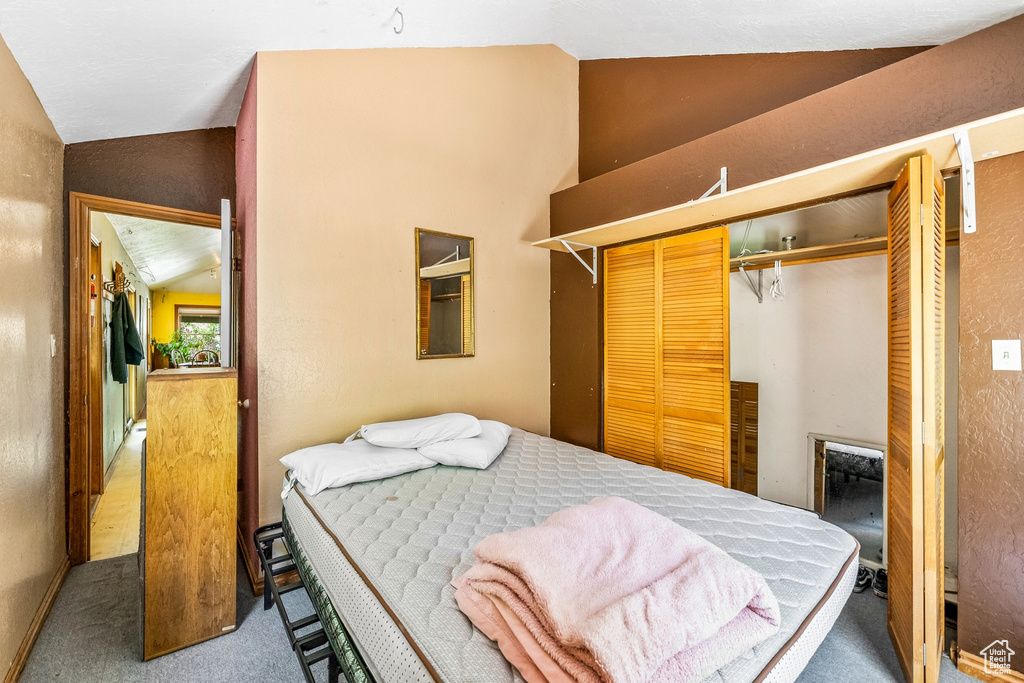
[0,1,1020,143]
[103,213,222,294]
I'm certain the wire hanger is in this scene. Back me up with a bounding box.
[393,7,404,34]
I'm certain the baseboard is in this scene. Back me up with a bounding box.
[958,650,1024,683]
[3,555,70,683]
[236,523,301,598]
[237,523,262,596]
[102,438,127,490]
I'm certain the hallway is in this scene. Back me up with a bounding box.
[90,421,144,561]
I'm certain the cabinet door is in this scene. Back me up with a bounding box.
[660,227,731,487]
[730,381,758,496]
[603,241,657,467]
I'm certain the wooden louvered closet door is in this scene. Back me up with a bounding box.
[886,155,945,683]
[604,227,730,486]
[604,242,658,466]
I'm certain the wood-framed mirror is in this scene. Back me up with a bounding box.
[415,228,474,359]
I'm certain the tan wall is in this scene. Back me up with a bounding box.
[253,46,578,523]
[0,33,66,678]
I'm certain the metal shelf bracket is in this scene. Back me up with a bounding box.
[558,239,598,285]
[738,264,763,304]
[699,167,728,201]
[954,129,976,234]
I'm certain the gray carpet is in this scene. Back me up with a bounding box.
[22,553,977,682]
[798,588,975,682]
[20,553,318,682]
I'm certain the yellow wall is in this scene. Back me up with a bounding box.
[152,291,221,342]
[0,32,66,679]
[252,46,579,523]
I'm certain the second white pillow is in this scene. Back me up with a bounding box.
[357,412,482,449]
[417,420,512,469]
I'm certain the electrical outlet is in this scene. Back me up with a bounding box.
[992,339,1022,372]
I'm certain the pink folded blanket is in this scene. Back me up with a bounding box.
[452,496,781,683]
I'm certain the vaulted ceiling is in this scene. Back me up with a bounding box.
[104,213,222,294]
[0,1,1021,143]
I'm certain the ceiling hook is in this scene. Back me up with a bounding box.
[393,8,404,34]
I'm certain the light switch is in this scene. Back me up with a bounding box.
[50,334,56,358]
[992,339,1022,372]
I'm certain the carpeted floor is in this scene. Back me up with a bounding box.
[798,587,975,682]
[20,553,317,682]
[21,554,977,682]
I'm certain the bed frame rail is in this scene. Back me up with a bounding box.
[255,522,342,683]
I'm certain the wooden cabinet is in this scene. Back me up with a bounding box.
[729,381,758,496]
[603,226,731,486]
[142,368,237,660]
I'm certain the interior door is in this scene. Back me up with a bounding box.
[220,199,234,368]
[603,241,658,467]
[89,242,104,496]
[660,228,731,486]
[886,155,945,683]
[603,227,731,486]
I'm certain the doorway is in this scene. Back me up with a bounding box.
[69,193,230,565]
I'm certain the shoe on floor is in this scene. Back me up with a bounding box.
[854,566,875,593]
[873,568,888,599]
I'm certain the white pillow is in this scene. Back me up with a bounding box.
[354,413,482,449]
[417,420,511,469]
[280,440,435,496]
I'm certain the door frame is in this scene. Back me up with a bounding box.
[68,192,223,565]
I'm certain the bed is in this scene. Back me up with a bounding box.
[276,428,858,683]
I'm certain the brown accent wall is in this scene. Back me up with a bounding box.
[554,14,1024,236]
[0,33,66,680]
[550,13,1024,449]
[579,48,929,182]
[957,151,1024,664]
[235,60,260,578]
[64,128,235,217]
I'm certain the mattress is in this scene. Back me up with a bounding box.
[283,428,858,683]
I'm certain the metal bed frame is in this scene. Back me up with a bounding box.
[255,521,343,683]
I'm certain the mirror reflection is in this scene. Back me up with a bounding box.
[416,229,474,359]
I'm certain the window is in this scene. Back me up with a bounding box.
[175,306,221,358]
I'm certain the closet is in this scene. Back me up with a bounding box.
[603,226,731,486]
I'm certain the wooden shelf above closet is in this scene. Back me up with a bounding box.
[729,225,961,272]
[534,106,1024,253]
[730,237,887,271]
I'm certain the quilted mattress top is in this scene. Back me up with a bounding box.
[297,428,857,683]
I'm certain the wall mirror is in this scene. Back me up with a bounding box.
[416,228,474,359]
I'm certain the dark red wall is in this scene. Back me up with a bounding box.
[235,61,260,581]
[579,48,929,182]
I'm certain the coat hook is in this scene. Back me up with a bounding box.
[393,8,404,34]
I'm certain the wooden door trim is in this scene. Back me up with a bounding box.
[68,192,223,565]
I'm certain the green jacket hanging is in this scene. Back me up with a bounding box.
[109,291,145,384]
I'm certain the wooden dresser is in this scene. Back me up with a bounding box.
[142,368,237,659]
